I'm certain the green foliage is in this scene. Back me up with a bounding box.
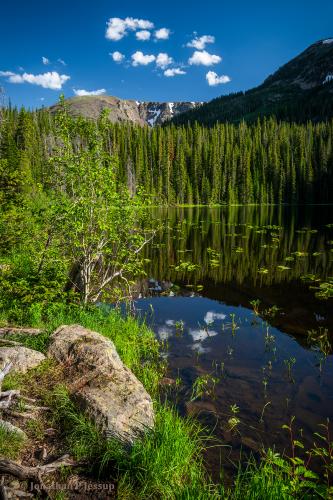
[48,385,213,499]
[0,99,155,307]
[1,105,332,209]
[0,425,26,459]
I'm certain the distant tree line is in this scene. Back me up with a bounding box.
[0,105,332,205]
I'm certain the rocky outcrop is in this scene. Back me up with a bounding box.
[49,95,201,127]
[0,347,45,374]
[47,325,154,444]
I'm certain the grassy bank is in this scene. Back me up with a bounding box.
[0,303,332,499]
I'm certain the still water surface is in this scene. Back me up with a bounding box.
[135,206,333,474]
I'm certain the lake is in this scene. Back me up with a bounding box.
[134,206,333,478]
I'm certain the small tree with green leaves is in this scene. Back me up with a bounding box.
[46,97,155,304]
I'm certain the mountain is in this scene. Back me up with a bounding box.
[172,39,333,126]
[49,95,201,126]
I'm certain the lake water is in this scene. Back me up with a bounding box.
[135,206,333,477]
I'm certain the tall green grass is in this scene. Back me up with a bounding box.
[0,302,331,499]
[49,385,216,499]
[2,302,162,395]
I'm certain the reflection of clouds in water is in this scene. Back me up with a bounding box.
[157,327,173,340]
[191,344,211,354]
[204,311,226,324]
[165,319,176,326]
[189,328,219,342]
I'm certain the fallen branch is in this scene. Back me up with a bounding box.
[0,362,13,386]
[0,455,81,481]
[0,484,8,500]
[0,328,43,337]
[0,339,22,346]
[3,410,36,419]
[0,390,20,409]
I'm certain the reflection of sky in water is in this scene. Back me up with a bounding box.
[137,206,333,471]
[135,295,333,446]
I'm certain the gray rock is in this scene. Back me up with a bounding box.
[48,325,154,445]
[0,419,27,439]
[0,347,45,374]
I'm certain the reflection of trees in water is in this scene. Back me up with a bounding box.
[145,206,333,287]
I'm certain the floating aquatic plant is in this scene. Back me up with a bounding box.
[174,261,200,272]
[293,251,308,257]
[311,278,333,299]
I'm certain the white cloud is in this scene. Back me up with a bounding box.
[0,70,70,89]
[157,326,173,341]
[131,51,155,66]
[204,311,226,324]
[164,68,186,77]
[187,35,215,50]
[74,88,106,96]
[154,28,170,40]
[136,30,151,41]
[57,58,67,66]
[165,319,176,326]
[42,56,50,65]
[189,50,221,66]
[189,328,219,342]
[110,51,124,62]
[156,52,173,69]
[105,17,154,41]
[206,71,231,86]
[0,71,15,77]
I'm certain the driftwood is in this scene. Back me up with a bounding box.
[0,339,22,346]
[0,362,47,424]
[0,455,81,495]
[0,328,43,337]
[0,362,13,385]
[0,455,78,479]
[0,484,8,500]
[0,363,20,410]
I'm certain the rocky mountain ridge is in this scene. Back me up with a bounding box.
[172,38,333,125]
[50,95,202,126]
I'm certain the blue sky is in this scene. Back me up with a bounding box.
[0,0,332,108]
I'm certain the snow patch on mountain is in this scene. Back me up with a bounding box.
[147,108,161,126]
[323,39,333,45]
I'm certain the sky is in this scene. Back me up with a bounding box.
[0,0,332,108]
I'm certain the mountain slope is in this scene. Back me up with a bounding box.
[172,39,333,125]
[49,95,201,126]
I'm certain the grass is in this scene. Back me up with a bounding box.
[2,301,163,395]
[0,302,216,497]
[0,425,26,459]
[0,302,332,499]
[49,385,214,499]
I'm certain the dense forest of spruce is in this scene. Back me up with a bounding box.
[0,105,333,205]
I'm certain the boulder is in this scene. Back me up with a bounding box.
[48,325,154,445]
[0,347,45,374]
[0,419,27,439]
